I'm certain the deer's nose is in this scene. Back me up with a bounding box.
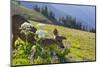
[61,46,64,48]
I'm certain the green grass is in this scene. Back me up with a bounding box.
[30,21,96,61]
[12,20,95,66]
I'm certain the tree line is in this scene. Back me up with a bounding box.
[16,1,95,33]
[33,5,96,33]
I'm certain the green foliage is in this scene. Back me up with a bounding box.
[12,58,30,66]
[12,21,95,66]
[12,22,70,66]
[12,38,70,66]
[33,56,44,64]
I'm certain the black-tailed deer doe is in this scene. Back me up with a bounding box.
[38,28,66,48]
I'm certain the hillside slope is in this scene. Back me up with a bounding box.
[11,1,52,23]
[19,1,96,29]
[31,20,96,61]
[12,18,95,66]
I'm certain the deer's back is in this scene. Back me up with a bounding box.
[39,38,58,47]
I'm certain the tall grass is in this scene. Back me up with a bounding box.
[12,21,95,66]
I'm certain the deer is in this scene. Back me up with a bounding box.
[37,28,66,48]
[29,28,66,63]
[12,14,37,49]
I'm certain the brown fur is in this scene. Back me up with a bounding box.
[38,28,66,48]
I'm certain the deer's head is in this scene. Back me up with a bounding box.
[53,28,66,48]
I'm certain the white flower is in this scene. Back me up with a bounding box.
[20,22,32,30]
[36,29,48,38]
[21,22,32,27]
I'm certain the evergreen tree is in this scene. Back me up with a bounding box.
[34,5,40,12]
[33,5,89,32]
[90,28,96,33]
[76,22,82,30]
[44,5,49,17]
[41,7,45,14]
[82,26,86,31]
[18,1,21,5]
[58,18,62,24]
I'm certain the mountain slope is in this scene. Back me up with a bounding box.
[11,1,52,23]
[20,1,95,30]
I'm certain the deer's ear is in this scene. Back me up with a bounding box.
[53,28,58,35]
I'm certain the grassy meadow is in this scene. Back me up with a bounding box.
[31,21,96,61]
[12,20,95,66]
